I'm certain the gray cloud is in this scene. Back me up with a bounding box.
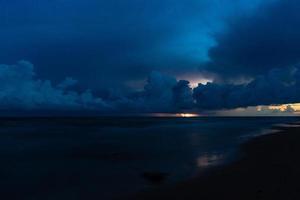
[0,61,110,111]
[194,65,300,110]
[0,61,195,113]
[1,60,300,114]
[111,72,179,113]
[173,80,194,110]
[0,0,272,91]
[1,0,299,114]
[203,0,300,81]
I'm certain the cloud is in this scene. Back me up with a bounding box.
[203,0,300,81]
[193,65,300,110]
[112,72,175,112]
[0,61,110,111]
[173,80,194,109]
[0,0,273,91]
[110,65,300,113]
[259,105,296,114]
[215,105,297,117]
[57,77,78,89]
[1,60,300,114]
[0,61,195,113]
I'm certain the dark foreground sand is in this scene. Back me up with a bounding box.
[127,122,300,200]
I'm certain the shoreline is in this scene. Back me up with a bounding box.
[126,121,300,200]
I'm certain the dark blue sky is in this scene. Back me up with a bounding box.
[1,0,300,114]
[0,0,271,88]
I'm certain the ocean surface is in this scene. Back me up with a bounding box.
[0,117,298,200]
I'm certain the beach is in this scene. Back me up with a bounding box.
[128,121,300,200]
[0,117,299,200]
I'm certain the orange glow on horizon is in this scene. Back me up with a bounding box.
[152,113,200,117]
[267,103,300,112]
[189,78,212,88]
[176,113,200,118]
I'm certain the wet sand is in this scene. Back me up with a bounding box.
[127,122,300,200]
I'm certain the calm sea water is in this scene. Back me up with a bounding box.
[0,117,298,199]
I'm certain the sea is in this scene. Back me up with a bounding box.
[0,117,298,199]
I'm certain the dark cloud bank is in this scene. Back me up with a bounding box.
[2,0,300,114]
[0,61,111,112]
[0,0,274,90]
[1,61,300,114]
[203,0,300,81]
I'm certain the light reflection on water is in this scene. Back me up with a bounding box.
[275,123,300,128]
[239,128,281,141]
[239,121,300,142]
[0,117,298,200]
[197,153,225,168]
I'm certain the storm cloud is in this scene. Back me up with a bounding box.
[194,65,300,110]
[1,60,300,113]
[0,0,273,90]
[203,0,300,81]
[0,61,189,113]
[0,61,110,111]
[1,0,300,114]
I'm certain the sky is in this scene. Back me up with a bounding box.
[1,0,300,115]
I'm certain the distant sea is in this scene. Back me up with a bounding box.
[0,117,298,200]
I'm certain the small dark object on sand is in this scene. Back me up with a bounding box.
[142,172,169,184]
